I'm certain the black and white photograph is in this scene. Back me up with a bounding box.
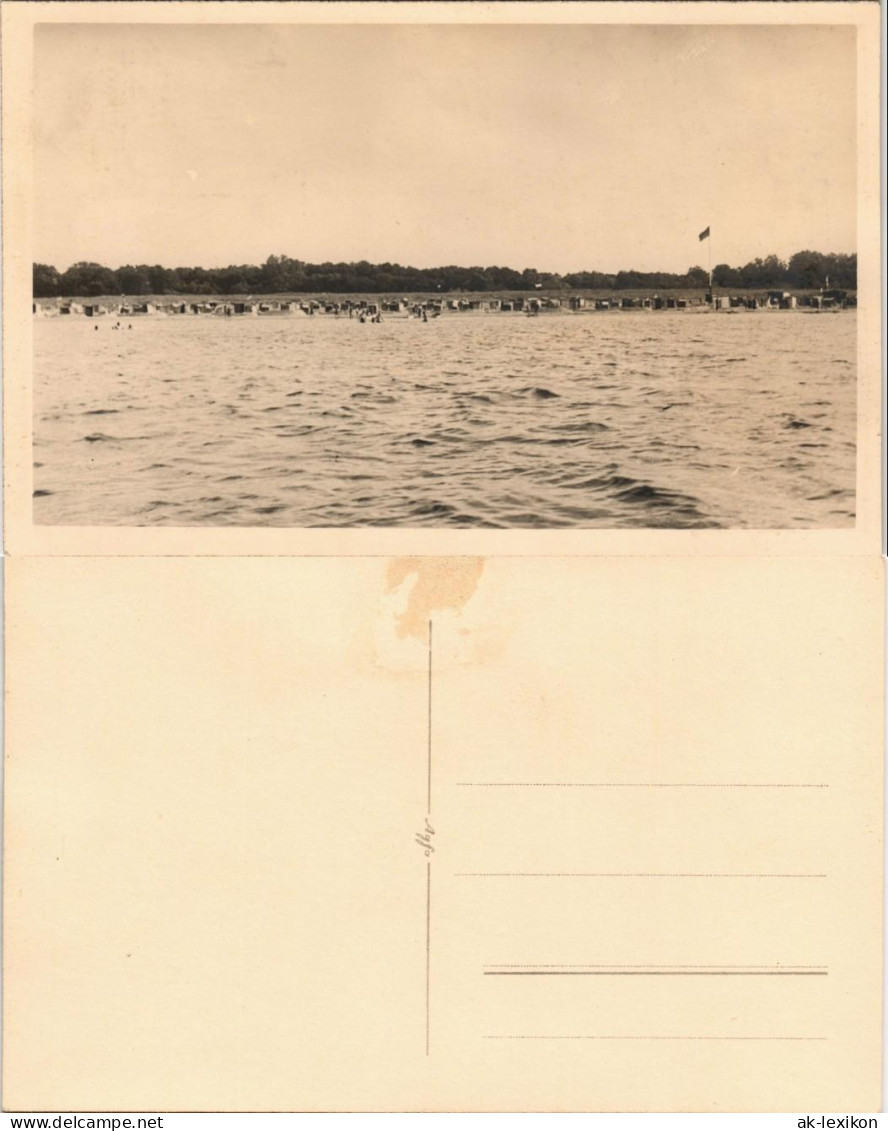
[31,22,858,529]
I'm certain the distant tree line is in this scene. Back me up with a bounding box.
[32,250,856,298]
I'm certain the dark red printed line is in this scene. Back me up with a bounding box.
[456,782,829,788]
[425,860,431,1056]
[483,970,828,976]
[484,1035,828,1042]
[486,964,827,969]
[457,872,826,878]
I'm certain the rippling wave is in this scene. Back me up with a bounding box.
[33,310,856,528]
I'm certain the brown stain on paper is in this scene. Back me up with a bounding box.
[385,557,484,641]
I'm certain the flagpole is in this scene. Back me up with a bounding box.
[708,233,712,292]
[699,225,712,305]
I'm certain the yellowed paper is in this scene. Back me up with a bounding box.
[3,556,883,1111]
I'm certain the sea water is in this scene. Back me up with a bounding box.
[33,310,855,528]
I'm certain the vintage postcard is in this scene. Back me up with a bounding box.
[1,0,884,1117]
[1,0,882,556]
[3,554,884,1111]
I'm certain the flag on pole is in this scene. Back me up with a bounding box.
[698,226,710,242]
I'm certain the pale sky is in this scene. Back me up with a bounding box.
[34,23,856,274]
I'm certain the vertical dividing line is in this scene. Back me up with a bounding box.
[427,617,433,814]
[425,617,433,1055]
[426,859,431,1057]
